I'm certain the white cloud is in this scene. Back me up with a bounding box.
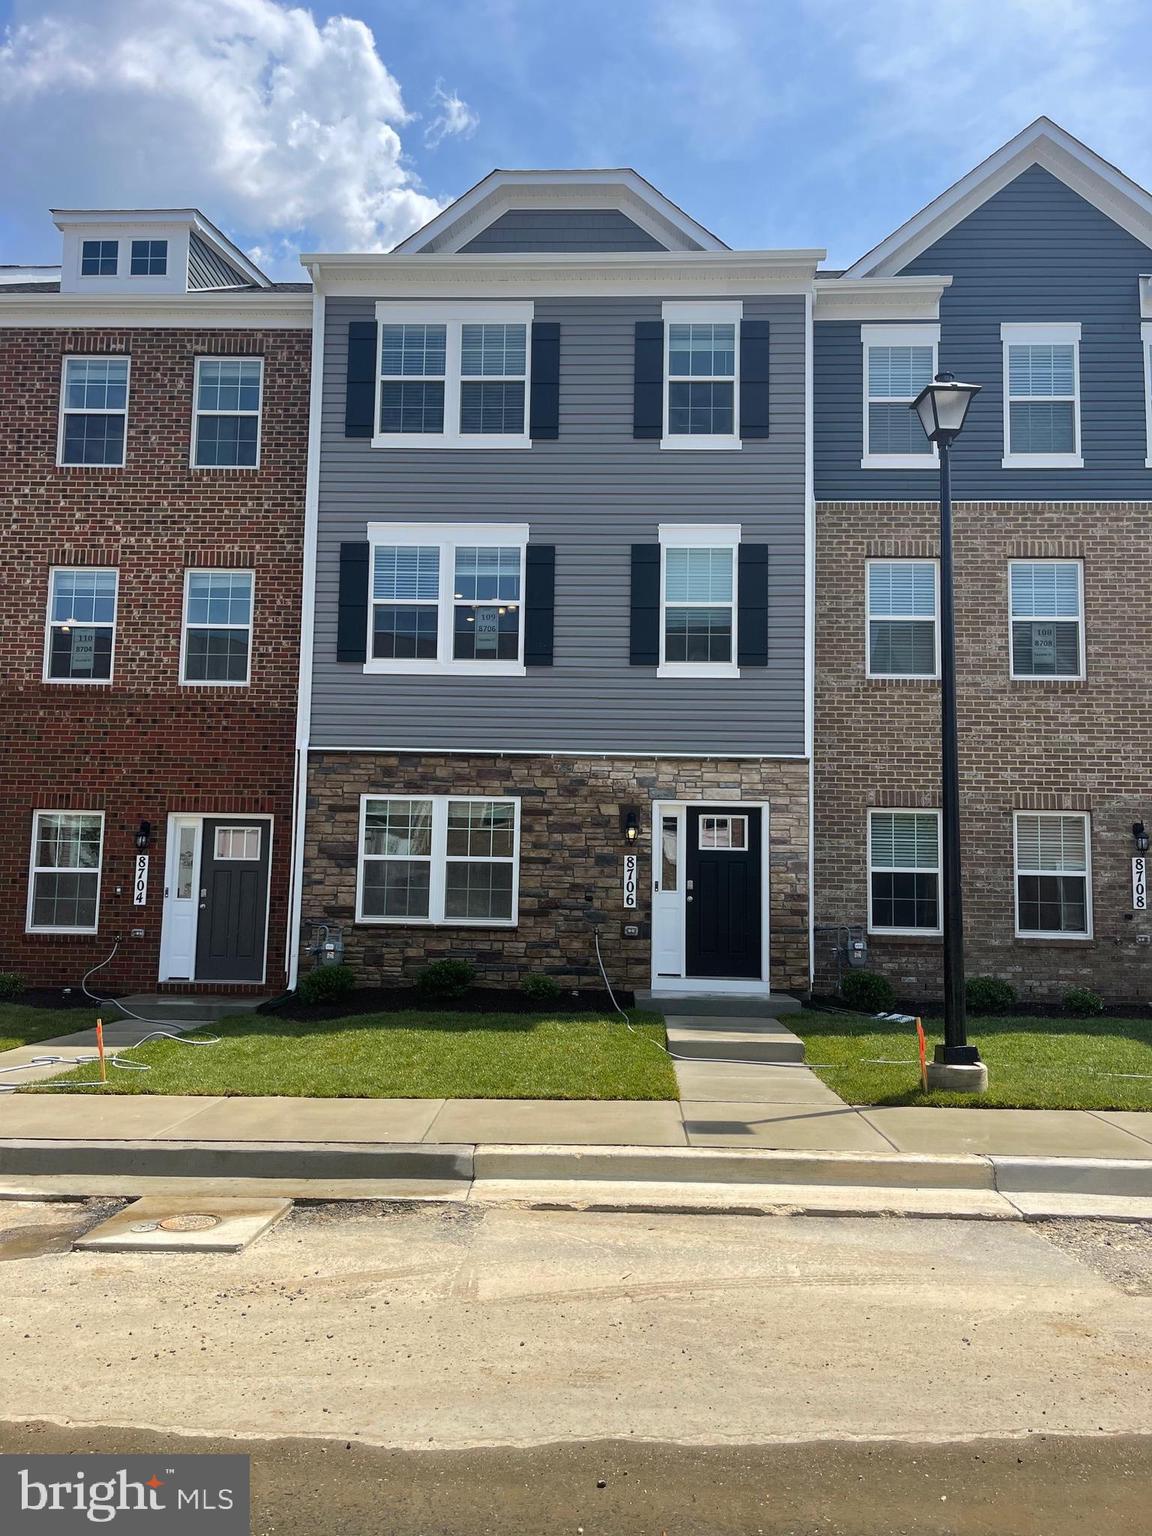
[0,0,446,268]
[424,79,479,149]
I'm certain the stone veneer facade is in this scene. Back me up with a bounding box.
[301,753,811,995]
[814,499,1152,1004]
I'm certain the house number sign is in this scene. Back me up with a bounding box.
[623,853,638,909]
[133,853,149,907]
[1134,856,1148,912]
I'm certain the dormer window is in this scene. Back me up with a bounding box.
[130,239,167,276]
[80,240,118,277]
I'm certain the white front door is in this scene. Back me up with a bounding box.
[158,816,202,982]
[651,806,686,980]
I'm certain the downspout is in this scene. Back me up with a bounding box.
[804,283,816,992]
[286,279,326,991]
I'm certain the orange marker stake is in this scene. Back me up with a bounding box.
[96,1018,107,1084]
[915,1017,927,1093]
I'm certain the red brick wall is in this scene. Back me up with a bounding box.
[0,323,310,992]
[814,500,1152,1005]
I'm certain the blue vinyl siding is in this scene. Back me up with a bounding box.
[815,165,1152,500]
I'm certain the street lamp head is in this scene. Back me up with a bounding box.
[912,371,981,445]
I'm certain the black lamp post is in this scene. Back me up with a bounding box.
[911,372,986,1088]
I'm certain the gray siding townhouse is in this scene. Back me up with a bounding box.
[812,119,1152,1003]
[293,172,823,999]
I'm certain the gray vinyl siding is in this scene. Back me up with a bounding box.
[460,208,668,253]
[311,294,807,755]
[187,233,247,289]
[815,165,1152,500]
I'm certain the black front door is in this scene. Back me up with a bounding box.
[685,807,762,979]
[195,819,270,982]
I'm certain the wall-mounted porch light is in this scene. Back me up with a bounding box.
[134,820,152,852]
[620,808,641,845]
[1133,822,1150,855]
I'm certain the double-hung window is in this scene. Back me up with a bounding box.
[374,303,532,448]
[59,356,129,466]
[80,240,117,277]
[367,522,528,674]
[868,810,941,935]
[1142,320,1152,468]
[1014,812,1091,938]
[193,358,263,468]
[45,567,117,682]
[358,794,520,926]
[658,523,739,677]
[1009,561,1084,680]
[866,559,939,678]
[27,811,104,933]
[861,325,938,467]
[130,239,167,276]
[662,301,740,448]
[181,570,254,684]
[1002,323,1082,467]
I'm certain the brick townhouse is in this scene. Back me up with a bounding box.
[812,120,1152,1004]
[0,210,311,994]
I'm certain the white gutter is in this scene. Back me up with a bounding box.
[285,286,326,992]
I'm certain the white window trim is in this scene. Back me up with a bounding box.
[861,324,941,469]
[1013,810,1093,940]
[191,356,264,471]
[657,522,741,679]
[864,558,940,680]
[42,565,119,685]
[355,793,521,928]
[26,809,105,935]
[372,301,534,450]
[866,808,943,938]
[1007,559,1085,683]
[129,238,168,278]
[1142,320,1152,468]
[80,239,119,278]
[661,299,743,451]
[364,520,530,676]
[179,568,255,687]
[1001,322,1083,469]
[57,354,130,469]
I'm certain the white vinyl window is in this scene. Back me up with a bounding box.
[373,303,533,448]
[44,567,118,683]
[58,356,130,467]
[662,301,741,449]
[1014,812,1092,938]
[1142,321,1152,468]
[866,560,939,678]
[27,811,104,933]
[366,522,528,675]
[861,325,938,468]
[658,523,740,678]
[193,358,263,468]
[1001,323,1082,467]
[1009,561,1084,680]
[357,795,520,926]
[868,810,942,935]
[181,569,254,685]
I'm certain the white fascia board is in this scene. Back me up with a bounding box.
[814,276,951,321]
[0,293,311,328]
[845,118,1152,278]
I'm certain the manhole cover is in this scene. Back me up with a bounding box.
[158,1214,221,1233]
[129,1221,160,1234]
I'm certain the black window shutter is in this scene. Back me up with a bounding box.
[630,544,661,665]
[345,320,377,438]
[337,541,370,662]
[737,544,769,667]
[739,319,770,440]
[633,320,664,439]
[524,545,556,666]
[529,323,560,440]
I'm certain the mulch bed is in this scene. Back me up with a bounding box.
[261,985,635,1023]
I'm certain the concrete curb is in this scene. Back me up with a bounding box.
[0,1139,474,1182]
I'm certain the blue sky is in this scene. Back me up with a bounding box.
[2,0,1150,276]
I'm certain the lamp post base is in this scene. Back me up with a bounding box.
[926,1059,989,1094]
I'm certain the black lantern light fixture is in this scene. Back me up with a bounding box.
[911,371,987,1091]
[620,808,640,845]
[1133,822,1150,855]
[134,820,152,852]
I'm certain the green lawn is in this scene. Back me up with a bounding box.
[795,1011,1152,1110]
[0,1005,98,1055]
[28,1008,677,1101]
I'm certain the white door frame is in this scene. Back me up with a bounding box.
[649,799,771,997]
[158,812,275,985]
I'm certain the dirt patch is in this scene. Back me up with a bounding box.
[263,984,634,1022]
[1034,1217,1152,1295]
[0,1198,125,1260]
